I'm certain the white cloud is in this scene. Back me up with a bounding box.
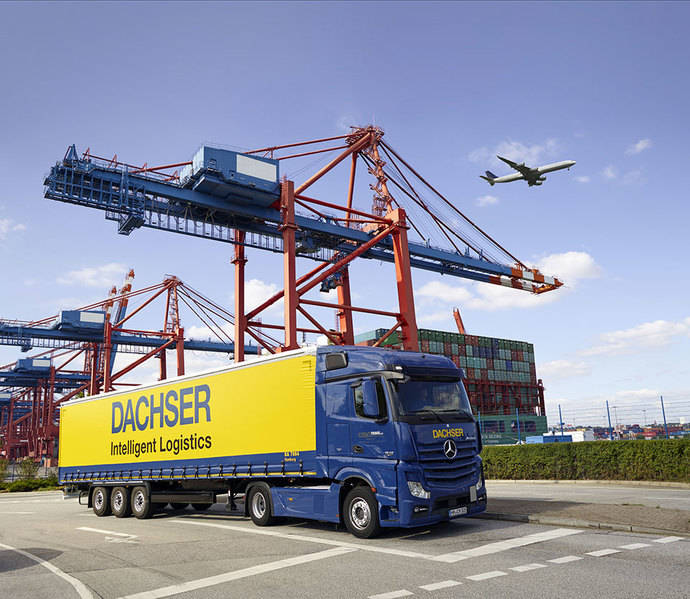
[575,176,590,183]
[581,317,690,357]
[57,263,129,288]
[538,359,591,380]
[469,138,560,169]
[0,218,27,240]
[415,251,601,312]
[625,138,652,155]
[476,195,499,207]
[537,251,603,284]
[602,165,617,179]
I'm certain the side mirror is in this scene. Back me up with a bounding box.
[361,380,380,418]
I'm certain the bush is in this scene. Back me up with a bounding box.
[481,439,690,482]
[6,476,59,492]
[0,459,8,481]
[17,457,39,480]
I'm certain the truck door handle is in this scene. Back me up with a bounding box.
[352,445,364,454]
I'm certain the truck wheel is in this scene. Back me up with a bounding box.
[343,487,381,538]
[111,486,131,518]
[131,486,153,519]
[248,485,274,526]
[92,486,111,517]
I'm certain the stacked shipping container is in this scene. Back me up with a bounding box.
[355,328,548,444]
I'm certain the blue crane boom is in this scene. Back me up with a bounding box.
[44,144,560,293]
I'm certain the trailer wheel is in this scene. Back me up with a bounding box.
[92,486,111,517]
[248,484,274,526]
[111,486,131,518]
[131,486,153,519]
[343,487,381,538]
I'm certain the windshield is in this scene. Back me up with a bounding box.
[390,376,474,422]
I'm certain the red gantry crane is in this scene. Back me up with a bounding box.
[44,127,563,361]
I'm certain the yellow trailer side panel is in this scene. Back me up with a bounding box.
[59,354,316,469]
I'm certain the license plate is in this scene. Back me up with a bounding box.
[449,506,468,518]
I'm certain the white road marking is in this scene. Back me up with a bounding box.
[586,549,620,557]
[0,541,93,599]
[654,536,683,543]
[0,511,34,514]
[419,580,461,591]
[548,555,583,564]
[369,591,414,599]
[510,563,548,572]
[619,543,651,550]
[77,527,138,544]
[466,570,507,581]
[119,547,356,599]
[177,519,434,560]
[433,528,582,563]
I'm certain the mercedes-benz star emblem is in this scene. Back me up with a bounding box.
[443,439,457,459]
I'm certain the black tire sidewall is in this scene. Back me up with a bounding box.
[248,485,273,526]
[92,486,111,517]
[111,486,130,518]
[344,487,381,538]
[131,486,152,519]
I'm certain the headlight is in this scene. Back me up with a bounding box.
[476,477,483,490]
[407,481,430,499]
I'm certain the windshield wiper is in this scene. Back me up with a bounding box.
[412,409,444,422]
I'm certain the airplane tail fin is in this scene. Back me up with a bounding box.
[480,171,497,186]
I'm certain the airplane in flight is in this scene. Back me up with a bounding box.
[480,155,576,186]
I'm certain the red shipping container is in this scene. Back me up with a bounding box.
[516,350,523,361]
[487,359,493,369]
[451,356,460,367]
[458,345,465,356]
[421,340,430,352]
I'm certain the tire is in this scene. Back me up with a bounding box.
[111,486,131,518]
[247,485,274,526]
[343,487,381,538]
[92,486,111,517]
[130,486,153,519]
[169,502,188,510]
[190,503,212,511]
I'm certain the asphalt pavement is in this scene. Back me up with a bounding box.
[0,487,688,599]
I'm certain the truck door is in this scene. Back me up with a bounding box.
[348,377,396,461]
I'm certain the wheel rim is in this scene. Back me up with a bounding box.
[94,490,104,510]
[113,491,123,511]
[133,491,145,512]
[252,492,266,518]
[350,498,371,530]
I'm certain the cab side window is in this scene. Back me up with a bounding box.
[353,379,388,419]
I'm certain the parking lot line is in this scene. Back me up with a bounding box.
[117,547,356,599]
[510,563,548,572]
[433,528,582,563]
[548,555,583,564]
[654,536,684,544]
[176,519,434,560]
[466,570,507,581]
[419,580,462,590]
[586,549,621,557]
[368,591,413,599]
[0,541,93,599]
[619,543,651,550]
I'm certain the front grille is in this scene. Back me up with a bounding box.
[416,438,479,487]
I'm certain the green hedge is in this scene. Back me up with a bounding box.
[0,476,60,492]
[481,439,690,482]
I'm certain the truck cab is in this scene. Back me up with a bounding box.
[315,346,486,536]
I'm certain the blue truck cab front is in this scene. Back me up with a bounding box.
[313,346,486,535]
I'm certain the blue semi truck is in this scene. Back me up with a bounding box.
[60,346,486,538]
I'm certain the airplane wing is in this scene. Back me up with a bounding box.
[497,155,534,177]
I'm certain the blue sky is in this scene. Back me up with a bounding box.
[1,2,688,427]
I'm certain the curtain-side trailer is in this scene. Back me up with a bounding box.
[60,346,486,538]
